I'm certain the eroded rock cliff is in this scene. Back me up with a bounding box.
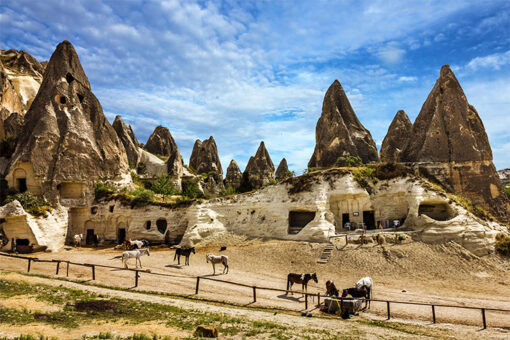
[380,110,412,162]
[243,142,275,189]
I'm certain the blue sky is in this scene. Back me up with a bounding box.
[1,0,509,172]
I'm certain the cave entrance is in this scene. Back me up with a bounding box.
[17,178,27,193]
[418,202,455,221]
[288,211,315,235]
[117,228,126,244]
[363,210,376,229]
[341,213,350,231]
[86,229,95,245]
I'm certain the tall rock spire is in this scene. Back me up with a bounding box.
[402,65,509,222]
[224,159,242,190]
[144,125,178,157]
[189,136,223,177]
[308,80,378,168]
[244,141,275,189]
[7,40,129,201]
[401,65,492,162]
[380,110,412,162]
[112,115,140,167]
[275,158,289,180]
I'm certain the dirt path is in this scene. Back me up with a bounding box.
[1,239,509,331]
[1,271,509,339]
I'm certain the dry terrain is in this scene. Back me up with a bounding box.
[1,237,509,339]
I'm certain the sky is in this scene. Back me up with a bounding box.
[1,0,509,172]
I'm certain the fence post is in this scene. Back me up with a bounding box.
[481,308,486,329]
[55,261,60,275]
[135,270,139,287]
[91,265,95,280]
[305,293,308,310]
[66,261,69,277]
[27,258,31,272]
[386,301,391,320]
[432,305,436,323]
[252,286,256,303]
[317,293,321,307]
[345,235,348,245]
[195,277,200,294]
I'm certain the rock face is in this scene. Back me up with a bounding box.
[3,111,23,139]
[401,65,509,222]
[112,115,139,167]
[498,169,510,186]
[244,142,275,188]
[189,136,223,176]
[380,110,412,162]
[275,158,289,180]
[309,80,379,168]
[0,49,44,114]
[224,160,242,190]
[144,126,178,157]
[6,40,129,201]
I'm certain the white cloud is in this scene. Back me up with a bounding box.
[376,44,406,65]
[466,50,510,71]
[398,76,417,82]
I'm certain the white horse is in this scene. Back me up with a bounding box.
[206,254,229,275]
[112,248,150,269]
[73,234,83,247]
[355,276,373,307]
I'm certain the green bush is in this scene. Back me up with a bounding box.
[151,175,177,197]
[131,187,155,206]
[219,186,238,196]
[505,185,510,199]
[352,167,378,193]
[136,161,147,175]
[336,155,362,167]
[4,192,52,217]
[495,233,510,257]
[181,179,204,199]
[94,181,117,200]
[373,162,408,180]
[285,170,296,178]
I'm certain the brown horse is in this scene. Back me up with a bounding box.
[286,273,318,295]
[342,286,371,308]
[325,280,339,297]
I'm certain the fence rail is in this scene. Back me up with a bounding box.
[0,252,508,329]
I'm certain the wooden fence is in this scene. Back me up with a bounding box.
[0,252,508,329]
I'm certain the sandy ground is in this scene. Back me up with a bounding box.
[1,238,509,332]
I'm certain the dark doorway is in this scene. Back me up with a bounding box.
[342,213,350,229]
[363,211,376,229]
[17,178,27,193]
[156,219,167,234]
[288,211,316,234]
[117,228,126,244]
[86,229,95,245]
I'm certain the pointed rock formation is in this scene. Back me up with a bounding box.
[401,65,509,222]
[0,49,44,80]
[224,160,242,190]
[380,110,412,162]
[275,158,289,181]
[112,115,140,167]
[144,125,178,157]
[243,142,275,188]
[308,80,378,168]
[189,136,223,176]
[6,40,129,201]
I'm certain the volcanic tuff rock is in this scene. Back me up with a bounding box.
[401,65,509,222]
[7,40,129,200]
[498,169,510,186]
[189,136,223,176]
[308,80,379,168]
[380,110,412,162]
[244,142,275,188]
[224,160,242,190]
[112,115,140,167]
[0,49,44,114]
[275,158,289,180]
[144,125,178,157]
[3,112,23,139]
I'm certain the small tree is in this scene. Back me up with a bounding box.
[181,179,205,199]
[151,175,177,200]
[336,155,362,167]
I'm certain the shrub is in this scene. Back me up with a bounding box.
[285,170,296,178]
[373,162,408,180]
[505,185,510,200]
[352,167,378,193]
[181,179,204,199]
[336,155,362,167]
[94,181,117,200]
[266,179,278,186]
[4,192,52,217]
[136,161,147,175]
[130,187,155,206]
[151,175,177,197]
[219,186,238,196]
[495,233,510,257]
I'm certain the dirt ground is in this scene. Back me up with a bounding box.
[1,237,509,335]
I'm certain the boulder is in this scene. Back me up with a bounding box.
[6,40,129,201]
[243,141,275,189]
[275,158,289,180]
[144,125,178,157]
[189,136,223,176]
[224,159,242,190]
[401,65,509,223]
[308,80,379,168]
[380,110,412,162]
[112,115,140,167]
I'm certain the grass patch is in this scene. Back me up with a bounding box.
[3,192,52,217]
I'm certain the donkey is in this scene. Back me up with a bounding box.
[112,248,150,269]
[206,254,229,274]
[174,247,195,266]
[286,273,318,295]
